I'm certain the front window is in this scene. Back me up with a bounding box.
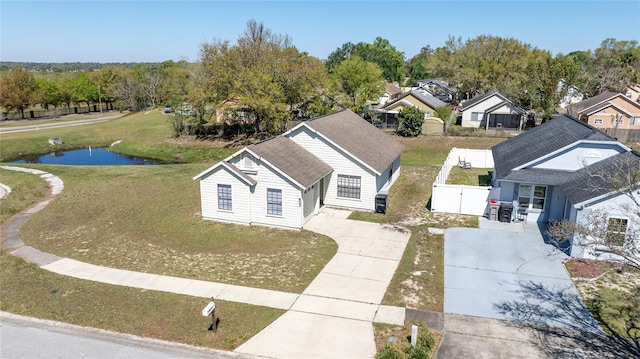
[217,184,232,210]
[614,118,624,126]
[518,184,546,210]
[471,112,483,121]
[267,188,282,216]
[606,217,628,246]
[593,118,603,125]
[337,174,361,199]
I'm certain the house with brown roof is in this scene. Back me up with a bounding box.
[193,109,405,230]
[378,82,402,105]
[569,91,640,129]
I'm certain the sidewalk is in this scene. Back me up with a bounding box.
[1,166,412,359]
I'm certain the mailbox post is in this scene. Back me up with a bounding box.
[202,298,216,332]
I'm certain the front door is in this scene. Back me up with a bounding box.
[319,178,325,206]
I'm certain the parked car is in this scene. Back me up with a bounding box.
[163,106,172,113]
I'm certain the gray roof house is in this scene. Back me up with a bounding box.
[491,115,640,259]
[461,90,526,130]
[194,109,404,230]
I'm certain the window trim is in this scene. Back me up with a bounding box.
[518,184,546,211]
[471,112,483,121]
[217,184,232,211]
[337,174,362,199]
[267,188,282,216]
[606,216,629,246]
[593,118,603,125]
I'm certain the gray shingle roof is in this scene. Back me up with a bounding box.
[225,162,257,186]
[492,115,615,179]
[461,90,501,110]
[249,136,332,189]
[560,151,640,205]
[304,109,405,174]
[381,90,447,110]
[502,168,573,185]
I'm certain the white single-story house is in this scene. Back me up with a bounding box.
[461,90,526,129]
[491,115,640,259]
[193,109,405,230]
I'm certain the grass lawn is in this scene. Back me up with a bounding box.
[566,258,640,339]
[0,110,236,163]
[446,167,493,186]
[0,250,284,351]
[0,168,50,224]
[351,134,502,312]
[14,164,336,293]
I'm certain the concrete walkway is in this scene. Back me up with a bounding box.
[235,210,410,359]
[1,166,411,359]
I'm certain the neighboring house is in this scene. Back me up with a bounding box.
[557,80,584,109]
[379,90,447,118]
[416,78,457,104]
[461,90,526,129]
[378,82,402,106]
[193,109,405,230]
[491,115,640,259]
[569,91,640,129]
[625,84,640,102]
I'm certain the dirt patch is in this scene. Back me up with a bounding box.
[565,258,614,279]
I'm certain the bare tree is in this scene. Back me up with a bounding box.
[548,151,640,269]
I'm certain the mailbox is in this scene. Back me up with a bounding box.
[202,300,216,316]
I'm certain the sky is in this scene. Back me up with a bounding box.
[1,0,639,63]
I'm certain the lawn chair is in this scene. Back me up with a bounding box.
[458,156,472,169]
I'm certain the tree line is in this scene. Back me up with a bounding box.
[2,20,639,135]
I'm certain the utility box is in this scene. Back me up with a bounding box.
[488,200,500,221]
[498,202,513,223]
[375,191,388,214]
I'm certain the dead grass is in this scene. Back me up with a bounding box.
[17,164,337,293]
[566,258,640,338]
[0,250,284,351]
[373,322,442,358]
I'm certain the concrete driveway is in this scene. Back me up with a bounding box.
[444,223,600,332]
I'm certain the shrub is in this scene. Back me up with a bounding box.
[396,107,425,137]
[376,344,403,359]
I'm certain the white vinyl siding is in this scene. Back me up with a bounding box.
[460,95,509,128]
[198,168,251,225]
[287,126,379,211]
[229,155,303,230]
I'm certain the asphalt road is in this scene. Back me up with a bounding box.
[0,115,122,134]
[0,313,242,359]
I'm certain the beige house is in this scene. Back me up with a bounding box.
[625,84,640,103]
[569,91,640,129]
[379,90,446,118]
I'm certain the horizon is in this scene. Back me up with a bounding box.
[1,1,639,63]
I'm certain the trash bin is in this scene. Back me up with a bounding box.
[488,200,500,221]
[498,202,513,223]
[375,191,388,214]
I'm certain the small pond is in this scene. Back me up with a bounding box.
[12,148,168,165]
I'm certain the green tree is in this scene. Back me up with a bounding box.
[396,106,425,137]
[34,78,61,111]
[194,20,333,136]
[327,37,405,82]
[331,56,385,113]
[0,68,39,118]
[404,46,433,85]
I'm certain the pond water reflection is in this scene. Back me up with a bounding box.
[12,148,167,165]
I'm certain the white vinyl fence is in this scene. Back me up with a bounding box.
[431,148,495,216]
